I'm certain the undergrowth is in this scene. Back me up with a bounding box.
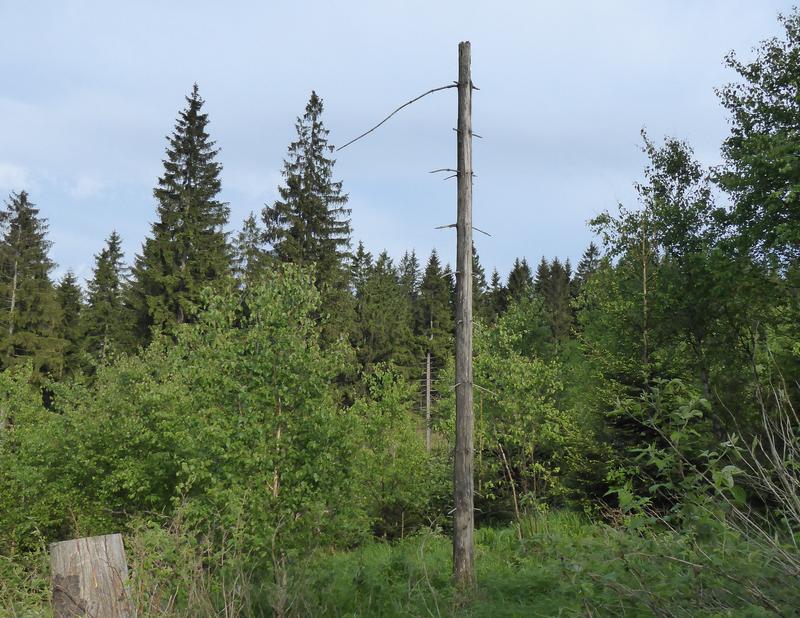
[3,510,796,617]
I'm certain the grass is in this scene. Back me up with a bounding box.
[2,511,797,616]
[292,511,794,617]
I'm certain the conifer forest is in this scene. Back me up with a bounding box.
[3,6,800,617]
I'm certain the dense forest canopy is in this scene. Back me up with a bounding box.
[1,9,800,617]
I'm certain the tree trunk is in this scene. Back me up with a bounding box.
[453,40,475,589]
[8,258,18,337]
[426,350,432,453]
[50,533,132,618]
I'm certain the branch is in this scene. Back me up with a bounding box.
[337,84,458,151]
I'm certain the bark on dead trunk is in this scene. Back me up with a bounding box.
[50,533,132,618]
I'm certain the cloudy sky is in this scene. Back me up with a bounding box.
[0,1,793,281]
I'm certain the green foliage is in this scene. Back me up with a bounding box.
[295,512,799,616]
[416,249,453,371]
[351,367,448,538]
[351,252,418,377]
[262,91,353,343]
[436,313,593,519]
[55,270,84,378]
[506,257,533,303]
[718,9,800,264]
[482,268,507,323]
[1,267,365,556]
[232,212,268,288]
[82,231,129,363]
[605,379,725,520]
[0,365,76,552]
[0,191,63,376]
[128,84,231,342]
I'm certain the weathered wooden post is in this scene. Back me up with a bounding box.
[453,39,475,588]
[426,318,433,454]
[50,533,133,618]
[334,36,478,589]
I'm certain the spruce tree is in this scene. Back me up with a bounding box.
[0,191,62,374]
[128,84,230,343]
[263,91,351,269]
[55,270,84,377]
[233,212,268,287]
[351,241,374,295]
[507,257,534,302]
[416,249,453,368]
[544,257,572,343]
[472,242,487,315]
[574,242,601,292]
[262,91,353,340]
[485,268,507,321]
[398,250,421,302]
[534,257,550,295]
[83,231,127,360]
[352,251,416,375]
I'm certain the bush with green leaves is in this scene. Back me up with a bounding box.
[351,367,449,539]
[435,312,597,523]
[1,267,370,559]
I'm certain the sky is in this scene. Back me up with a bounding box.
[0,0,794,282]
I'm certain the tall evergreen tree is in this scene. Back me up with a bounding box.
[83,231,127,361]
[398,250,421,302]
[574,242,601,293]
[55,271,83,377]
[543,257,572,343]
[351,241,374,295]
[262,91,353,340]
[233,212,268,287]
[0,191,62,374]
[507,257,534,302]
[352,252,416,375]
[472,242,487,314]
[485,268,507,322]
[417,249,453,369]
[128,84,230,343]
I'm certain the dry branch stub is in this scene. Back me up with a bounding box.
[50,533,133,618]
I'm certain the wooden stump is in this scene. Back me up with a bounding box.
[50,533,133,618]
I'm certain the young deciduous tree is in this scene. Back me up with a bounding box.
[718,10,800,265]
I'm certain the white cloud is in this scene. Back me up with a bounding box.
[68,175,104,200]
[0,162,32,195]
[225,168,282,202]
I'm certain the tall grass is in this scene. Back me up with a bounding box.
[2,508,798,616]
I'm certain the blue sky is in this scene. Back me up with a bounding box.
[0,1,794,282]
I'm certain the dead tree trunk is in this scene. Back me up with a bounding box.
[50,533,132,618]
[453,40,475,588]
[426,349,432,453]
